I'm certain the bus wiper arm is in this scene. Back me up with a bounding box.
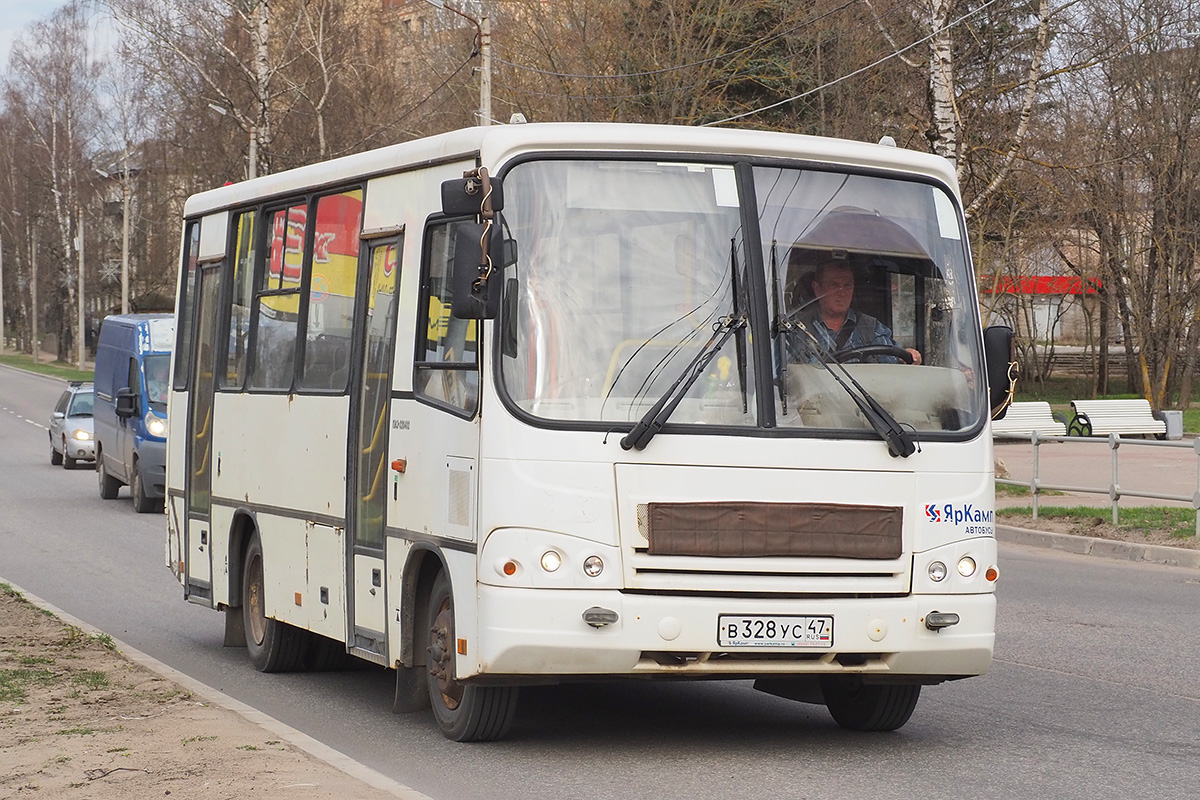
[620,314,747,451]
[788,319,916,458]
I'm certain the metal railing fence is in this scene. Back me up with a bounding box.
[994,432,1200,536]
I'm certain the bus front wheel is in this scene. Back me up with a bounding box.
[242,532,309,672]
[820,676,920,731]
[425,571,518,741]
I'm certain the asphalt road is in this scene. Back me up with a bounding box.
[2,364,1198,800]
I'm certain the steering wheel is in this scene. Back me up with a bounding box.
[834,345,914,364]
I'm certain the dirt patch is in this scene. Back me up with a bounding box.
[997,512,1200,550]
[0,589,398,799]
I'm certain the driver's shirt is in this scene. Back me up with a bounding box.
[788,308,901,363]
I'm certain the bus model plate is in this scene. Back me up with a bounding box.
[717,615,834,648]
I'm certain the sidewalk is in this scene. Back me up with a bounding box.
[994,437,1199,509]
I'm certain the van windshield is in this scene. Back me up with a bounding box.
[143,354,170,410]
[496,158,986,438]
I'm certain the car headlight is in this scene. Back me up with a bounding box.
[145,414,168,438]
[72,429,92,441]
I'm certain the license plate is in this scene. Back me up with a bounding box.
[718,615,834,648]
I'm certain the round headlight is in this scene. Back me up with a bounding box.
[146,414,167,437]
[583,555,604,577]
[928,561,947,582]
[957,556,977,577]
[540,550,562,572]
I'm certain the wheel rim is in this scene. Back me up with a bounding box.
[428,598,463,710]
[246,553,267,646]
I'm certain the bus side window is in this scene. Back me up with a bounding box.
[173,221,201,392]
[248,203,306,391]
[299,189,362,393]
[222,209,256,390]
[414,220,479,416]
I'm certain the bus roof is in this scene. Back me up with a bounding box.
[182,123,960,218]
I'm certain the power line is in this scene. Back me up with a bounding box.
[392,52,477,128]
[703,0,1010,126]
[490,0,865,81]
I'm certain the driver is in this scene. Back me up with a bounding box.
[791,258,921,365]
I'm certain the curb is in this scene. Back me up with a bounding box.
[0,580,432,800]
[997,524,1200,569]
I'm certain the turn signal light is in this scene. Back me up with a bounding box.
[985,566,999,582]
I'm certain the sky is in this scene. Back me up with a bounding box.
[0,0,72,67]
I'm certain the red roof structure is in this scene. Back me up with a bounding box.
[979,275,1102,295]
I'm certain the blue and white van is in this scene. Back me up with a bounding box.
[94,313,175,513]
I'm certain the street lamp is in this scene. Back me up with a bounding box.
[208,102,258,179]
[420,0,492,126]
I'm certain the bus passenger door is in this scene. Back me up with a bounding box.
[348,237,402,661]
[184,263,221,600]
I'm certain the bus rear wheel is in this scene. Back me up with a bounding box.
[425,571,517,742]
[820,676,920,732]
[242,532,309,672]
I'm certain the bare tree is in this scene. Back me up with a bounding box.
[5,0,100,364]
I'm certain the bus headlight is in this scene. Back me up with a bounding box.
[928,561,948,582]
[146,414,167,438]
[540,550,562,572]
[957,556,977,577]
[583,555,604,578]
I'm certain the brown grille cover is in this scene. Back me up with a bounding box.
[646,501,902,559]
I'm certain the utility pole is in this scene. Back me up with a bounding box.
[120,152,131,314]
[480,13,492,126]
[30,227,38,365]
[76,214,85,370]
[421,0,492,126]
[0,236,6,350]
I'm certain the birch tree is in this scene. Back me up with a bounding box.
[5,0,100,363]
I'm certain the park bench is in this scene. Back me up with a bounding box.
[1068,398,1166,438]
[990,401,1067,437]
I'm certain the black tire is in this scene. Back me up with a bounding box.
[97,452,121,499]
[305,632,357,671]
[241,531,310,672]
[426,571,518,741]
[820,676,920,732]
[130,461,162,514]
[50,440,63,466]
[63,438,77,470]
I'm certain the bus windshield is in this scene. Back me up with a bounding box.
[498,158,986,437]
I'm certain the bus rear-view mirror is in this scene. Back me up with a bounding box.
[451,223,504,319]
[983,325,1016,419]
[441,175,504,216]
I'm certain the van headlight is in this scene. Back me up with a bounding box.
[146,414,168,438]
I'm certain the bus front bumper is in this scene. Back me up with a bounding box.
[472,586,994,680]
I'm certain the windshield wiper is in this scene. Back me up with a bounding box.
[619,314,747,451]
[783,317,917,458]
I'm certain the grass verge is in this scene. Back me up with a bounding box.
[0,353,93,382]
[996,505,1197,541]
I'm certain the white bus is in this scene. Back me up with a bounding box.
[166,122,1015,742]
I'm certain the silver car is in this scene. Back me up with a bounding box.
[49,382,95,469]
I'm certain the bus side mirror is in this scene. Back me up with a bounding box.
[115,387,139,418]
[983,325,1016,419]
[451,222,505,319]
[441,175,504,216]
